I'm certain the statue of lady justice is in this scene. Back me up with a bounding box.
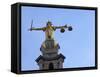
[29,20,72,49]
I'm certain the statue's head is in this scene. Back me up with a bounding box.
[46,21,52,27]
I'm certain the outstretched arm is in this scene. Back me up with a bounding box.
[54,25,67,29]
[54,25,72,31]
[29,27,46,31]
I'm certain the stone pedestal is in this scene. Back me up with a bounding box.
[36,39,65,70]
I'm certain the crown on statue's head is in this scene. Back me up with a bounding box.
[46,21,52,26]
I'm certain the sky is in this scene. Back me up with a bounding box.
[21,6,95,71]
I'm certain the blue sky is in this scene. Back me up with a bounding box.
[21,6,95,71]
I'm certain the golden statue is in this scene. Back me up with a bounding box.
[29,20,72,48]
[29,20,72,39]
